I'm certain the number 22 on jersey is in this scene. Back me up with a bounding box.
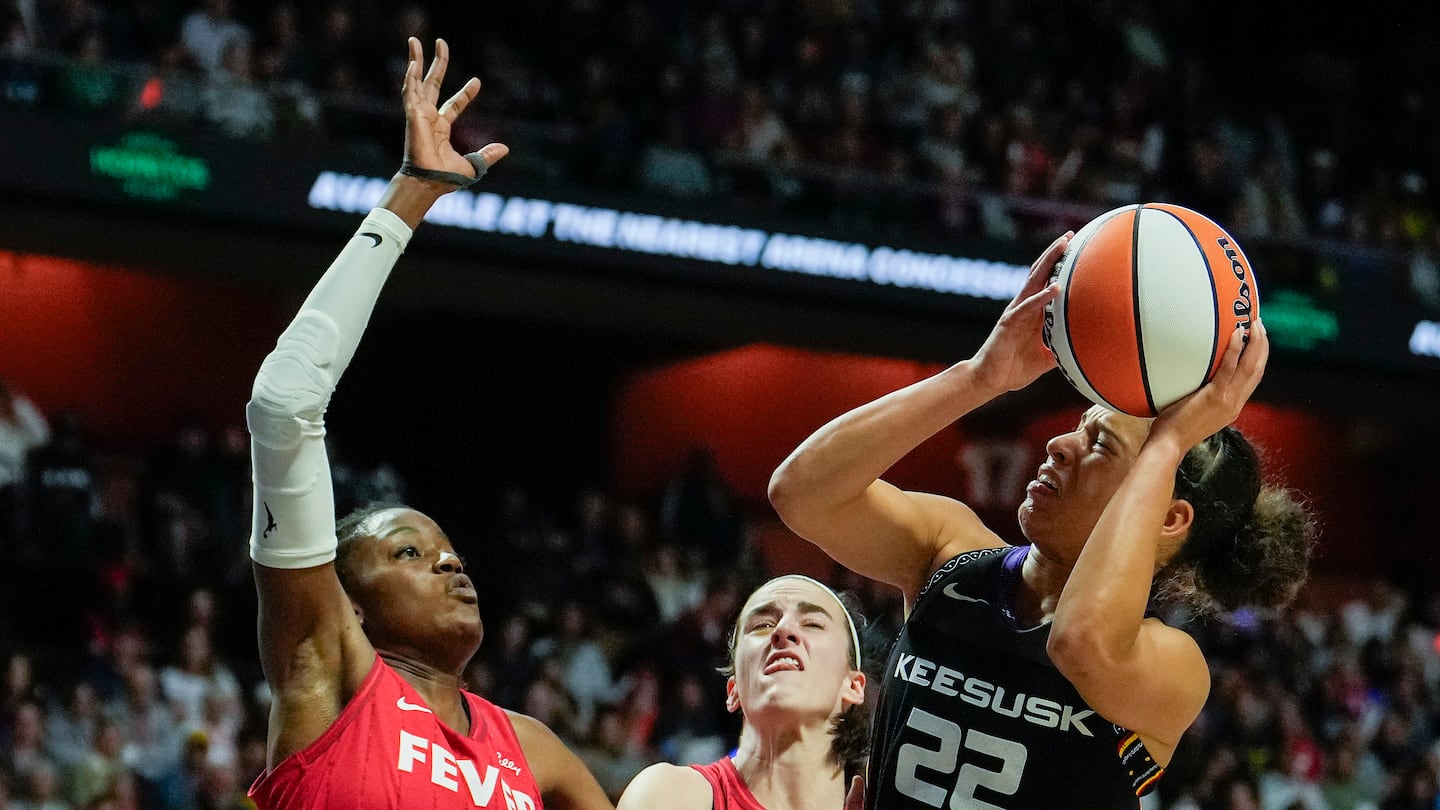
[893,707,1029,809]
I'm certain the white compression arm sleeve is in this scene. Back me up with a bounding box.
[247,207,412,568]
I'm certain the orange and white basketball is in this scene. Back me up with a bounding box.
[1042,203,1259,417]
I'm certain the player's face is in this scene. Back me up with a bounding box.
[727,577,864,728]
[1017,406,1153,557]
[348,508,483,654]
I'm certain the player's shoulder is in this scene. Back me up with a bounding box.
[1139,614,1204,651]
[617,761,712,810]
[914,541,1012,600]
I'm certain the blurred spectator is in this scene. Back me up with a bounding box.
[54,29,122,113]
[25,411,100,644]
[729,85,792,160]
[28,412,97,567]
[201,39,273,140]
[665,573,742,678]
[46,682,102,770]
[917,105,969,183]
[253,2,311,86]
[642,543,703,624]
[569,486,613,576]
[574,703,651,802]
[104,664,181,789]
[158,627,239,730]
[88,769,142,810]
[1256,699,1326,808]
[637,112,712,198]
[1343,581,1408,647]
[312,1,363,88]
[1301,148,1350,238]
[658,447,741,570]
[139,414,226,588]
[1382,754,1440,809]
[0,11,44,106]
[0,378,48,539]
[531,599,619,737]
[10,757,67,810]
[1320,738,1383,809]
[2,701,50,789]
[177,0,248,75]
[65,718,126,808]
[479,612,537,710]
[155,731,206,810]
[194,758,247,810]
[649,668,726,766]
[1408,233,1440,312]
[520,654,578,741]
[1233,148,1307,239]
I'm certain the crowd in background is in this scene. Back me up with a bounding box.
[0,378,1438,810]
[1,0,1439,307]
[2,1,1440,808]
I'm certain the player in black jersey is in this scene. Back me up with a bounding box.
[768,233,1314,809]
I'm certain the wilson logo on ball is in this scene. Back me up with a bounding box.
[1218,237,1255,330]
[1044,203,1260,417]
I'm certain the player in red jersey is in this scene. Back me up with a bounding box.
[244,37,611,810]
[617,575,869,810]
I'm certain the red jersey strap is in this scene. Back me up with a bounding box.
[689,758,766,810]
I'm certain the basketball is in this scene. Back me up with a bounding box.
[1042,203,1259,417]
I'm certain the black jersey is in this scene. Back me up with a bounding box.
[866,546,1163,810]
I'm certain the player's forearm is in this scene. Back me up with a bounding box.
[1050,437,1188,661]
[247,206,414,567]
[770,359,1006,512]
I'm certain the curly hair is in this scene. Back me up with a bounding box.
[1155,427,1316,615]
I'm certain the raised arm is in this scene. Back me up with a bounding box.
[248,37,506,767]
[1048,320,1270,760]
[768,234,1069,604]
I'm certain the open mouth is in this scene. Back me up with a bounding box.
[763,653,803,675]
[1028,468,1058,496]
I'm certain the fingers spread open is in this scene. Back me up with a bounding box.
[402,38,421,92]
[423,37,449,91]
[439,78,480,123]
[474,143,510,168]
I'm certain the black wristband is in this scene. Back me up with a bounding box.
[398,151,489,188]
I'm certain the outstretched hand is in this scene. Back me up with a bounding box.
[970,231,1070,393]
[401,37,508,182]
[1153,318,1269,448]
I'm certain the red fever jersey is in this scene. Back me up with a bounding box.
[690,758,766,810]
[250,656,543,809]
